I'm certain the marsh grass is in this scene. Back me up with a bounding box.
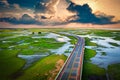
[82,48,106,80]
[0,50,25,80]
[0,29,120,80]
[85,37,97,46]
[101,52,107,56]
[17,54,67,80]
[108,64,120,80]
[0,29,67,80]
[108,42,120,47]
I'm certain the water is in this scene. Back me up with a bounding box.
[51,42,73,55]
[80,35,120,69]
[45,33,74,55]
[17,33,73,69]
[18,54,47,69]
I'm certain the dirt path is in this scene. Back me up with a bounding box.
[48,59,64,80]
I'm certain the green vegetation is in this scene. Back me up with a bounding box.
[92,30,114,37]
[20,38,65,55]
[64,49,71,53]
[72,30,92,35]
[0,35,65,55]
[82,48,106,80]
[84,48,96,61]
[0,29,17,32]
[0,33,14,38]
[101,52,107,56]
[108,64,120,80]
[82,63,106,80]
[56,33,78,44]
[0,50,25,80]
[82,36,107,80]
[0,50,67,80]
[68,35,77,44]
[85,37,97,46]
[0,29,68,80]
[79,29,120,37]
[109,42,120,47]
[0,29,120,80]
[113,36,120,40]
[17,54,67,80]
[0,29,26,38]
[66,29,120,41]
[89,30,120,41]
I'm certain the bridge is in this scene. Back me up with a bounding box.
[56,36,85,80]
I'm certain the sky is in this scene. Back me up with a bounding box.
[0,0,120,28]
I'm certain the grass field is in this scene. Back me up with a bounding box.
[82,33,106,80]
[0,29,120,80]
[82,48,106,80]
[17,54,67,80]
[108,64,120,80]
[85,37,97,46]
[0,33,65,55]
[0,50,25,80]
[0,29,69,80]
[81,29,120,80]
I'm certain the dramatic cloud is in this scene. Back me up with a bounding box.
[67,2,117,24]
[0,0,21,12]
[0,0,119,26]
[0,0,34,19]
[0,0,9,7]
[0,14,40,24]
[34,0,60,14]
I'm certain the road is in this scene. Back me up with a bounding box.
[56,36,85,80]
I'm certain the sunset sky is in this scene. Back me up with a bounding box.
[0,0,120,28]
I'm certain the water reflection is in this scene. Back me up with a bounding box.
[80,35,120,69]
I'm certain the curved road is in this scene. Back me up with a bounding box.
[56,36,85,80]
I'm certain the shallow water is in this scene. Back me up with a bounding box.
[45,33,71,42]
[31,32,71,42]
[17,33,73,68]
[43,33,74,55]
[51,42,73,55]
[81,35,120,69]
[18,54,47,69]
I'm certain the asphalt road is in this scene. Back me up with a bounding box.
[56,36,85,80]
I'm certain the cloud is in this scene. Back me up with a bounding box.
[34,0,60,14]
[18,14,37,24]
[0,0,9,6]
[0,0,119,25]
[0,0,21,12]
[0,14,41,24]
[7,0,38,8]
[0,0,34,19]
[67,2,118,24]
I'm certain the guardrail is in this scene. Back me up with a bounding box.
[55,36,85,80]
[55,36,80,80]
[79,38,85,80]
